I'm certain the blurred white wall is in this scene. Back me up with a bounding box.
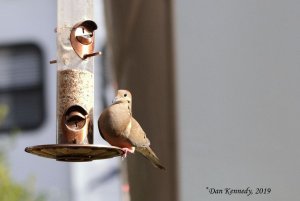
[174,1,300,200]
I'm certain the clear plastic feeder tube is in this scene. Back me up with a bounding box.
[56,0,94,144]
[57,0,94,71]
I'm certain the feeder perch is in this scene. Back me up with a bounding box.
[25,0,123,161]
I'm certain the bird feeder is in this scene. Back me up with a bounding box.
[25,0,123,162]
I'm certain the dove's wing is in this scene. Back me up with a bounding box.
[128,117,166,170]
[136,146,166,170]
[127,117,150,147]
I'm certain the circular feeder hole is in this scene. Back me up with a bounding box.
[65,105,87,130]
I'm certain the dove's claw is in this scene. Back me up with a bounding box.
[121,147,135,159]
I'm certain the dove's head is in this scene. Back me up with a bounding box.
[113,90,132,105]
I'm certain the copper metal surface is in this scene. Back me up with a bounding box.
[60,105,93,144]
[25,144,124,162]
[50,59,57,64]
[83,51,102,59]
[70,20,99,59]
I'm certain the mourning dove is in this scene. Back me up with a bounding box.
[98,89,166,170]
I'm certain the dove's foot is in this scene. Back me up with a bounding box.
[121,147,135,159]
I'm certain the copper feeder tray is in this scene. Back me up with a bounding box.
[25,144,124,162]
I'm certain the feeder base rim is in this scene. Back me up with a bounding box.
[25,144,124,162]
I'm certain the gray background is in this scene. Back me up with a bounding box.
[174,1,300,200]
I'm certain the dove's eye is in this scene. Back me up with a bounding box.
[124,94,127,97]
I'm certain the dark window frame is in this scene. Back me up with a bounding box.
[0,43,45,132]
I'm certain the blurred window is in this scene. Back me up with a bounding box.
[0,44,44,132]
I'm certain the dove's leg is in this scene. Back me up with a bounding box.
[121,147,135,159]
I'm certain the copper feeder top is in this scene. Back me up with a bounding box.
[25,144,124,162]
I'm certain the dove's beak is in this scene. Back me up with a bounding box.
[112,96,121,103]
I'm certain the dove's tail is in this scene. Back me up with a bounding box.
[136,146,166,170]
